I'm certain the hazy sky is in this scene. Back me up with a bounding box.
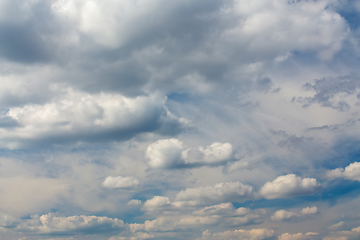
[0,0,360,239]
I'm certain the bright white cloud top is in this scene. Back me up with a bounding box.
[0,0,360,239]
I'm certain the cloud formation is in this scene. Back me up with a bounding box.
[102,176,139,189]
[0,92,186,148]
[145,139,234,169]
[259,174,321,199]
[271,206,318,221]
[327,162,360,181]
[174,182,253,206]
[16,213,125,235]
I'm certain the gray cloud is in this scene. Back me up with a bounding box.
[301,75,360,111]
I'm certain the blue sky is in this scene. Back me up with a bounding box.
[0,0,360,239]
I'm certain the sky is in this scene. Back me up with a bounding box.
[0,0,360,239]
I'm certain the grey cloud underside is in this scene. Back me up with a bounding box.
[300,75,360,111]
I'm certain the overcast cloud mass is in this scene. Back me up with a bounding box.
[0,0,360,239]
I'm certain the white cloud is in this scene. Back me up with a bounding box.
[271,210,298,221]
[143,196,171,211]
[145,139,184,168]
[16,213,125,234]
[329,221,345,231]
[300,206,318,215]
[260,174,321,199]
[109,232,154,240]
[327,162,360,181]
[271,206,318,221]
[146,139,234,168]
[102,176,139,189]
[0,90,186,148]
[193,203,250,216]
[278,232,319,240]
[198,142,233,163]
[174,182,253,206]
[199,228,274,240]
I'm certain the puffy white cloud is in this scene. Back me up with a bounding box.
[146,139,234,168]
[198,142,233,163]
[278,232,319,240]
[143,196,171,211]
[300,206,318,215]
[271,210,298,221]
[16,213,125,234]
[199,228,274,240]
[327,162,360,181]
[145,139,184,168]
[271,206,318,221]
[102,176,139,189]
[174,182,253,206]
[260,174,321,199]
[0,91,186,148]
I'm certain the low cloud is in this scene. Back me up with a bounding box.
[271,206,318,221]
[198,228,274,240]
[16,213,125,235]
[174,182,253,206]
[102,176,139,189]
[324,226,360,240]
[0,91,187,148]
[278,232,319,240]
[259,174,321,199]
[301,75,360,111]
[145,139,234,169]
[142,196,171,211]
[326,162,360,181]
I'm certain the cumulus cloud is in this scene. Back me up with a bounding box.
[259,174,321,199]
[102,176,139,189]
[271,206,318,221]
[278,232,319,240]
[174,182,253,206]
[146,139,234,169]
[271,210,298,221]
[197,142,233,163]
[0,91,186,148]
[145,139,184,168]
[300,206,319,215]
[16,213,125,235]
[324,226,360,240]
[193,203,250,216]
[329,221,345,231]
[199,228,274,240]
[326,162,360,181]
[142,196,171,211]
